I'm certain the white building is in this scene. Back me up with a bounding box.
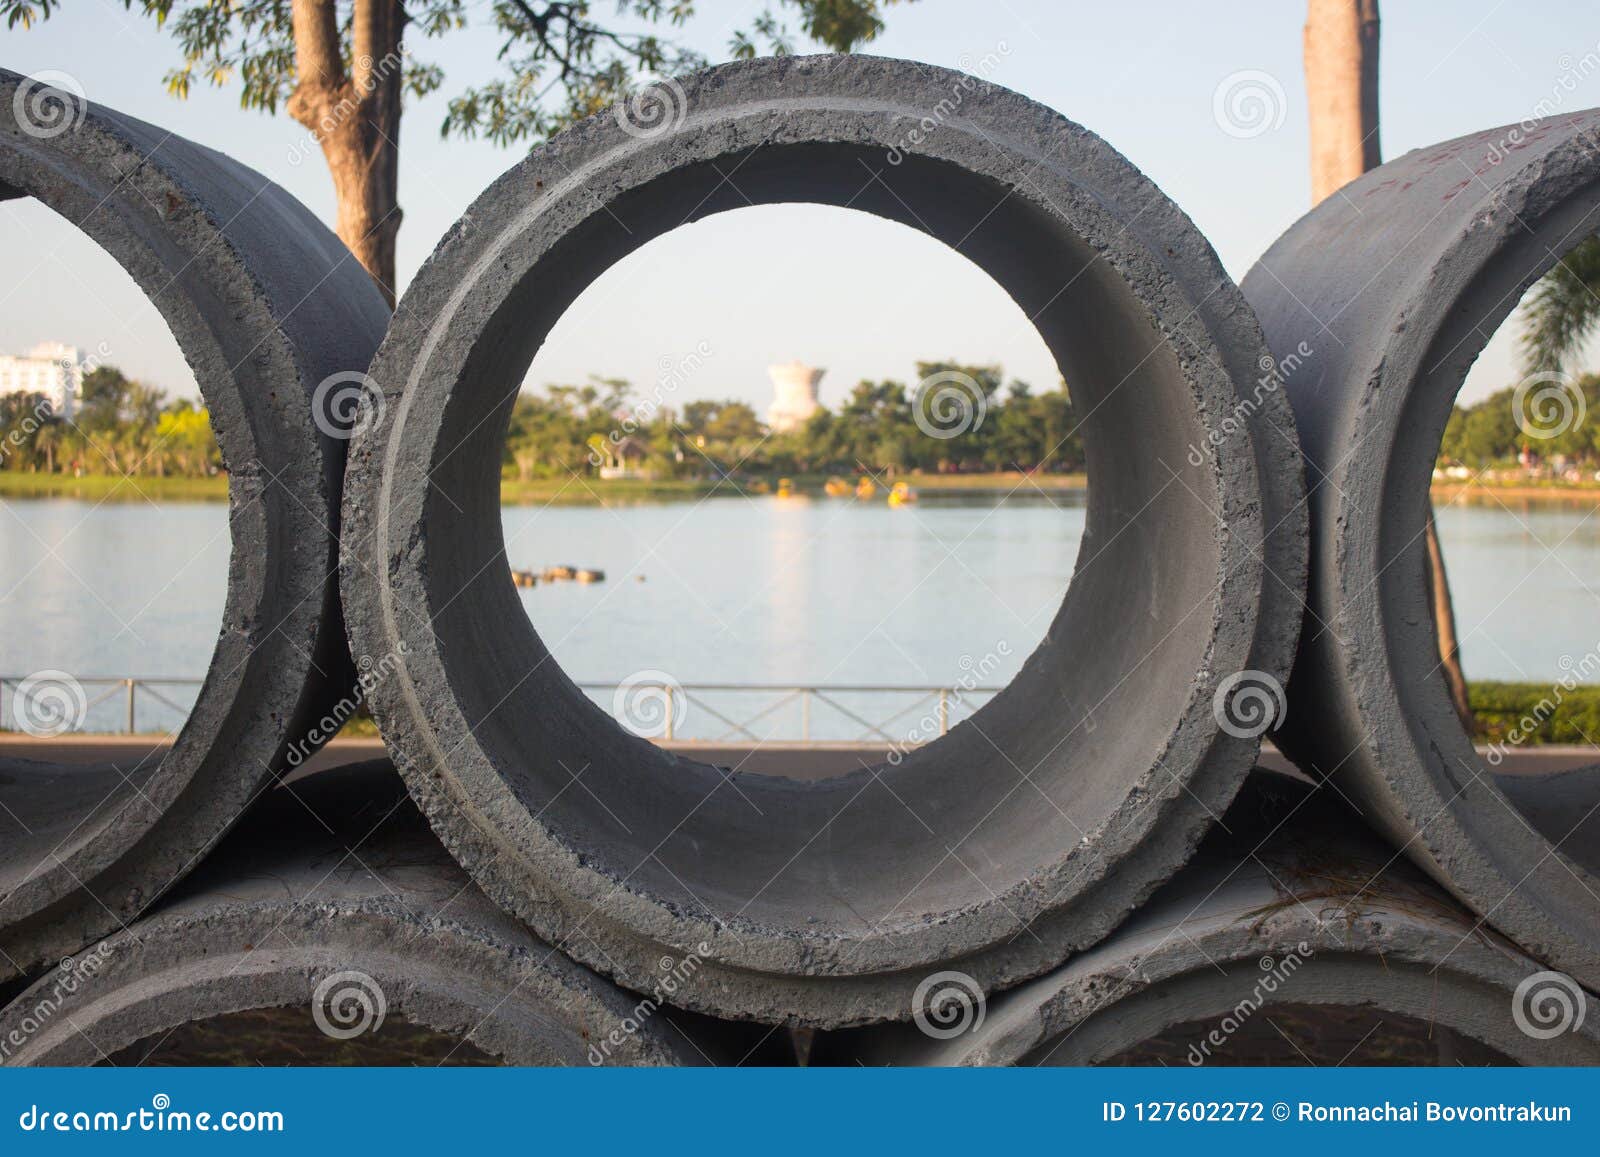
[766,361,824,433]
[0,342,82,418]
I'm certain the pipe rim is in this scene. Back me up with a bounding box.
[1328,124,1600,982]
[343,55,1299,1023]
[0,911,690,1066]
[0,72,380,978]
[912,862,1600,1066]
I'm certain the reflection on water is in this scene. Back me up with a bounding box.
[3,489,1599,734]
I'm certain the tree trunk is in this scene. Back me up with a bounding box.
[1305,0,1381,202]
[285,0,404,305]
[1424,504,1474,724]
[1305,0,1474,730]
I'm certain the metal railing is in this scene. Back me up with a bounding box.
[576,682,1002,745]
[0,676,202,736]
[1,675,1001,745]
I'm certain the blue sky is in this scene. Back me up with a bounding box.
[4,0,1598,408]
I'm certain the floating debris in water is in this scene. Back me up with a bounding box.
[515,564,607,585]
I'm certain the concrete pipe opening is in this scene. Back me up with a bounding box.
[0,762,758,1066]
[342,55,1307,1026]
[1242,110,1600,989]
[0,72,390,981]
[813,771,1600,1066]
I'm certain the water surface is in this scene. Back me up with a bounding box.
[3,490,1597,737]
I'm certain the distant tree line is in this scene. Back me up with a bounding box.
[509,361,1085,481]
[0,366,220,477]
[13,360,1600,483]
[1440,373,1600,468]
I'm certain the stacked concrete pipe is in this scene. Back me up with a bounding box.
[0,761,761,1065]
[340,54,1309,1027]
[1241,111,1600,990]
[0,72,390,982]
[814,769,1600,1066]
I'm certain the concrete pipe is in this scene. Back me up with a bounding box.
[815,770,1600,1066]
[0,72,390,981]
[0,761,763,1065]
[1240,111,1600,989]
[340,54,1307,1027]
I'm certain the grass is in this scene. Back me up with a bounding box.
[20,468,1600,507]
[498,476,727,505]
[0,471,732,506]
[1430,480,1600,504]
[1,470,1091,506]
[0,471,229,501]
[899,470,1087,491]
[500,470,1090,502]
[1469,681,1600,746]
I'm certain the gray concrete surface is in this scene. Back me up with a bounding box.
[0,761,763,1065]
[0,72,390,984]
[339,54,1308,1026]
[1241,111,1600,990]
[817,768,1600,1066]
[9,733,1598,782]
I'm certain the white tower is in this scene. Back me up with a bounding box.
[766,361,824,433]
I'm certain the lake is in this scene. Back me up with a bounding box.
[3,490,1598,738]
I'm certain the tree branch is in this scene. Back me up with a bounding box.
[289,0,343,96]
